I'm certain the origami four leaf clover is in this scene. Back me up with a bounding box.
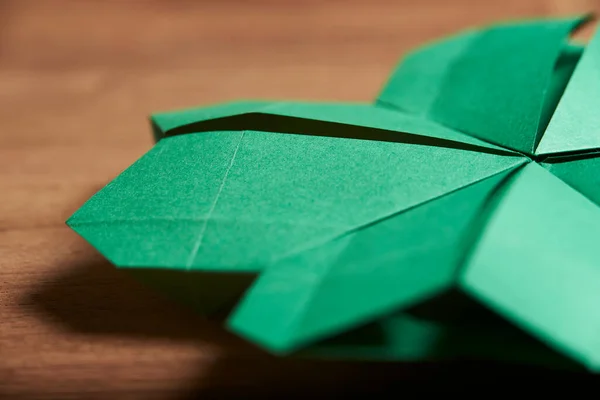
[68,15,600,371]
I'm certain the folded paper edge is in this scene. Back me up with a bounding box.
[150,102,517,156]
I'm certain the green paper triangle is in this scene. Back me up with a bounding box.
[460,163,600,371]
[535,44,584,148]
[536,25,600,155]
[543,157,600,206]
[228,167,517,353]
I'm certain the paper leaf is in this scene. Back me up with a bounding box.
[378,16,589,155]
[68,131,524,271]
[536,24,600,155]
[460,163,600,371]
[227,167,519,353]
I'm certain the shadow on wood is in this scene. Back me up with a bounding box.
[23,258,240,344]
[180,357,600,399]
[22,257,600,398]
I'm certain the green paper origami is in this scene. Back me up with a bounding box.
[68,15,600,371]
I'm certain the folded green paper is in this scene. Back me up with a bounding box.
[68,15,600,371]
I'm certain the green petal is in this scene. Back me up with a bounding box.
[378,16,590,155]
[461,163,600,371]
[68,131,524,271]
[228,167,517,353]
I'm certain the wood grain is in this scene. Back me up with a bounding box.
[2,1,600,398]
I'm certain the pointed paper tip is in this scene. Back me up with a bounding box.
[227,313,302,355]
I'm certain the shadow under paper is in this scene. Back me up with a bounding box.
[24,257,600,398]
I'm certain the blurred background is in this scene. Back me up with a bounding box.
[2,0,600,398]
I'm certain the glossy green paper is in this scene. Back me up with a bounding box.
[68,15,600,370]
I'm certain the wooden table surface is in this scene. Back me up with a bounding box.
[2,0,599,398]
